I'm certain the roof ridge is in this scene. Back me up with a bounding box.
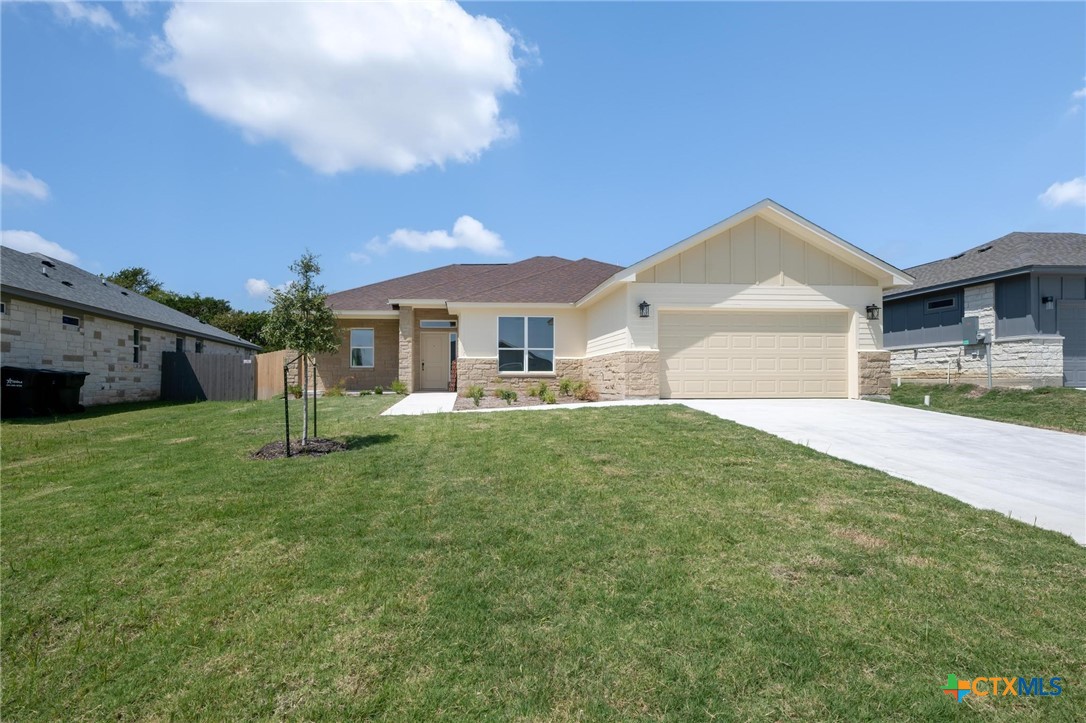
[395,256,572,300]
[452,258,583,301]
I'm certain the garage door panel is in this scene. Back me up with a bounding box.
[660,311,849,399]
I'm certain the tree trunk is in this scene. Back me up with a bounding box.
[300,354,309,445]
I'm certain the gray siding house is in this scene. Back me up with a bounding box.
[1,246,260,405]
[884,232,1086,388]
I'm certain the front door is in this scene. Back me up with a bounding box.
[420,333,450,390]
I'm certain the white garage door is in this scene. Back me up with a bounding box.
[659,311,849,398]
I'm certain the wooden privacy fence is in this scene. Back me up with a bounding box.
[160,351,256,402]
[254,349,290,400]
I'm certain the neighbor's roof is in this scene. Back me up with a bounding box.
[327,256,622,311]
[887,232,1086,299]
[0,246,261,349]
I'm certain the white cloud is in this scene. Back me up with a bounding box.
[1073,88,1086,101]
[1,164,50,200]
[1039,177,1086,209]
[122,1,149,20]
[245,278,288,299]
[51,1,120,32]
[1,230,79,264]
[365,216,509,258]
[155,1,525,175]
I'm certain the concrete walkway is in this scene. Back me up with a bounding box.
[685,399,1086,544]
[381,392,457,416]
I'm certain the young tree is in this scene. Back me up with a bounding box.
[263,252,339,445]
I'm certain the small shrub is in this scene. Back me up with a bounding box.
[542,390,557,404]
[573,381,599,402]
[496,388,518,405]
[373,385,384,395]
[323,385,345,397]
[390,379,408,395]
[558,378,575,396]
[288,384,302,399]
[359,389,373,396]
[526,382,541,398]
[466,385,485,407]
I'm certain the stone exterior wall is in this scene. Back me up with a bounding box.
[398,307,413,392]
[891,338,1063,387]
[889,281,1064,388]
[583,350,660,400]
[456,357,584,395]
[0,295,249,406]
[858,351,891,397]
[311,318,399,392]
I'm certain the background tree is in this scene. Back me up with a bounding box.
[106,268,278,350]
[106,267,163,297]
[262,252,339,445]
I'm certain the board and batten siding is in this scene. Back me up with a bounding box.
[634,217,878,288]
[585,286,629,356]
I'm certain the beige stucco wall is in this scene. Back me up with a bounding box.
[0,295,249,406]
[455,306,587,359]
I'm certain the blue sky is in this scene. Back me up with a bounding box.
[2,1,1084,311]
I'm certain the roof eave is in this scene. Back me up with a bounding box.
[0,285,262,350]
[885,263,1086,300]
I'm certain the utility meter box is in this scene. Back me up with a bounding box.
[962,316,979,345]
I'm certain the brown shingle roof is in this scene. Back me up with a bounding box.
[887,232,1086,298]
[326,256,622,311]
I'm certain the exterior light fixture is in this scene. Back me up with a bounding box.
[638,300,651,318]
[865,304,881,320]
[1042,295,1055,310]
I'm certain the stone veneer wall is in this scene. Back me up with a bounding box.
[456,357,584,395]
[890,339,1063,387]
[0,296,248,406]
[311,318,399,392]
[889,281,1064,388]
[583,350,660,400]
[857,351,891,397]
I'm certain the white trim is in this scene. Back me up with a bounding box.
[349,327,375,368]
[332,309,398,318]
[446,301,574,311]
[578,199,914,306]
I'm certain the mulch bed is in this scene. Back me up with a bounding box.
[453,394,597,411]
[250,438,347,460]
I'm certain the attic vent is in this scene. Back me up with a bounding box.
[40,259,56,268]
[977,245,993,253]
[120,290,129,296]
[951,253,965,259]
[61,280,73,287]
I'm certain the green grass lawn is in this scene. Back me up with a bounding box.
[2,398,1084,720]
[886,384,1086,434]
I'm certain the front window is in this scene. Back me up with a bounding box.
[62,314,81,327]
[132,328,141,363]
[176,337,185,353]
[498,316,554,373]
[350,328,374,368]
[195,340,205,354]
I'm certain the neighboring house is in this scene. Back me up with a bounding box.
[1,246,260,405]
[319,199,912,399]
[884,232,1086,388]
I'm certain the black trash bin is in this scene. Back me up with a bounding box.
[53,370,89,413]
[1,366,43,417]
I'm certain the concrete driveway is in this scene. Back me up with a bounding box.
[683,399,1086,544]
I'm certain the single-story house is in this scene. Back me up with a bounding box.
[884,232,1086,388]
[1,246,260,405]
[317,199,912,399]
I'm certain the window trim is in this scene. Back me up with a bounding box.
[924,295,957,313]
[61,314,81,327]
[497,315,555,374]
[176,337,185,353]
[132,328,141,363]
[195,339,205,354]
[419,319,457,329]
[349,327,375,368]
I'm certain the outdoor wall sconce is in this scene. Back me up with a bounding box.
[1042,295,1055,310]
[638,300,651,318]
[865,304,881,320]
